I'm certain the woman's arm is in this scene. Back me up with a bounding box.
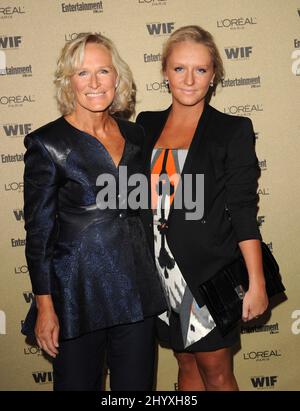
[238,239,268,321]
[225,118,268,321]
[24,134,60,357]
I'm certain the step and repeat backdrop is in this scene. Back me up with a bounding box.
[0,0,299,391]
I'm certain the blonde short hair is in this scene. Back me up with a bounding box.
[162,25,224,102]
[54,33,135,115]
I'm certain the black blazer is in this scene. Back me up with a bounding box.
[136,103,261,307]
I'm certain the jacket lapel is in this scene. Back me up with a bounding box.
[167,103,213,220]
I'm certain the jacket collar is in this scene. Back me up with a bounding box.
[147,103,213,221]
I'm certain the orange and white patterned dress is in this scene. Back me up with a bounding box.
[151,148,216,348]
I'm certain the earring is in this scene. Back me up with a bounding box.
[163,79,169,87]
[210,81,214,87]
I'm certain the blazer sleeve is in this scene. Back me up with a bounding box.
[225,117,262,242]
[23,134,59,295]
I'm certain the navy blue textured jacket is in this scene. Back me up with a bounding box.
[22,116,166,339]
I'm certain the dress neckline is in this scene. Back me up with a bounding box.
[61,116,126,169]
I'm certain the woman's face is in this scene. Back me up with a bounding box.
[164,40,215,109]
[70,42,117,114]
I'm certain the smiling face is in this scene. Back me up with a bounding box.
[164,40,215,110]
[70,42,118,115]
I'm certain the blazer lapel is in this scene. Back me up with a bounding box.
[167,103,213,220]
[145,107,171,172]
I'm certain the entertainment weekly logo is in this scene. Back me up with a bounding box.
[1,65,32,77]
[259,159,267,171]
[222,76,260,88]
[143,52,162,63]
[0,6,25,19]
[1,153,24,163]
[138,0,168,6]
[292,38,300,76]
[0,36,30,76]
[60,1,103,13]
[241,322,279,335]
[217,16,257,30]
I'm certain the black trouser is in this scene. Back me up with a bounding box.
[53,317,156,391]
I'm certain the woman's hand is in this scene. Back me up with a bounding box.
[242,284,269,322]
[238,239,269,322]
[35,295,60,358]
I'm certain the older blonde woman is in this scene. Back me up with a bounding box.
[22,33,166,391]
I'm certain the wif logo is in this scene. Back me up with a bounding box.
[13,209,24,222]
[32,371,54,384]
[225,46,253,60]
[2,123,32,137]
[23,292,34,304]
[0,310,6,335]
[146,22,175,36]
[251,376,278,389]
[257,215,265,227]
[0,36,22,49]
